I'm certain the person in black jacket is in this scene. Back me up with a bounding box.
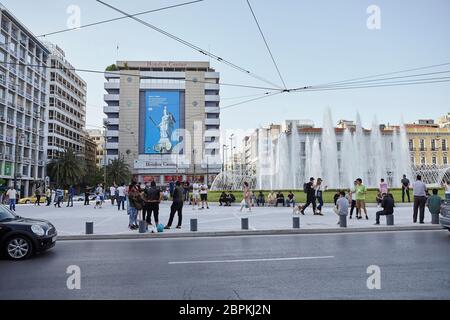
[165,181,184,229]
[375,193,395,225]
[301,177,317,215]
[142,181,162,228]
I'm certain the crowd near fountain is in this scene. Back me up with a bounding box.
[256,109,412,190]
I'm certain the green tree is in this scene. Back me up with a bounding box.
[82,166,104,187]
[106,157,131,186]
[46,149,86,187]
[105,64,118,71]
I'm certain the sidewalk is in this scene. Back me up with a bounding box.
[12,200,443,239]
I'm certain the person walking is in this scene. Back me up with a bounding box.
[6,186,17,211]
[117,182,126,211]
[301,177,317,215]
[67,185,75,207]
[375,193,394,225]
[355,178,369,220]
[34,187,41,206]
[84,186,90,205]
[412,175,427,224]
[45,187,52,206]
[165,181,184,229]
[315,178,325,215]
[199,182,209,209]
[110,184,117,206]
[401,174,411,203]
[54,187,63,208]
[239,181,252,212]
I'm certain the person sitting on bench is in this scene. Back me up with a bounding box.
[375,193,394,225]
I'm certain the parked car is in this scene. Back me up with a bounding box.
[18,196,47,204]
[440,200,450,232]
[0,205,57,260]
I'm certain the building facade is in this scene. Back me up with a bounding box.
[86,129,105,167]
[46,42,86,161]
[83,134,97,175]
[0,6,49,196]
[103,61,221,185]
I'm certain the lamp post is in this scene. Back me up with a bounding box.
[222,144,228,172]
[103,121,109,186]
[229,134,234,172]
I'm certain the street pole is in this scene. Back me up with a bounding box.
[229,134,234,173]
[103,125,107,186]
[206,155,209,186]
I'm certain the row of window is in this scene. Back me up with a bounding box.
[49,110,83,131]
[50,83,84,109]
[50,60,85,89]
[48,122,83,141]
[412,156,448,166]
[409,138,448,151]
[50,70,85,100]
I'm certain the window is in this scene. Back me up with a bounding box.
[431,139,436,151]
[420,139,425,151]
[443,139,448,151]
[444,157,448,165]
[432,156,437,165]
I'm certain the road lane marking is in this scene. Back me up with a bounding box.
[168,255,335,265]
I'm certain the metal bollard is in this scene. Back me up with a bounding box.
[386,215,394,226]
[241,217,249,230]
[85,221,94,234]
[431,214,439,225]
[339,215,347,228]
[293,216,300,229]
[190,218,198,232]
[139,220,147,233]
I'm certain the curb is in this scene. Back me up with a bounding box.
[58,225,444,241]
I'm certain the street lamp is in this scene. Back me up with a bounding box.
[222,144,228,172]
[229,134,234,172]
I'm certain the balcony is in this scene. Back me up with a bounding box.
[104,94,120,101]
[6,118,14,125]
[103,106,119,113]
[106,130,119,137]
[8,82,16,91]
[204,83,220,90]
[204,129,220,137]
[18,71,25,80]
[8,66,16,75]
[105,142,119,149]
[205,141,220,150]
[104,82,120,90]
[205,95,220,102]
[5,136,14,143]
[205,106,220,114]
[205,118,220,126]
[107,118,119,125]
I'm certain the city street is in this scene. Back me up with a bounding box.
[1,230,449,299]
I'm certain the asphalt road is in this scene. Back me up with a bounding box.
[1,230,449,299]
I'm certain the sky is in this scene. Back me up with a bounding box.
[2,0,449,144]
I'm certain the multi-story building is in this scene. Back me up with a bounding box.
[0,5,49,196]
[46,42,86,161]
[83,133,97,175]
[103,61,221,185]
[437,112,450,128]
[86,129,105,167]
[406,120,450,167]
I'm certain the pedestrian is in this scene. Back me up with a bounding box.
[401,174,411,203]
[6,186,17,211]
[165,181,184,229]
[267,191,276,206]
[334,191,349,225]
[169,178,175,199]
[117,182,126,210]
[127,183,142,230]
[275,191,285,207]
[375,193,395,225]
[191,180,200,210]
[96,184,104,204]
[45,187,52,206]
[427,189,442,216]
[379,178,389,195]
[315,178,325,215]
[444,180,450,200]
[67,185,75,207]
[348,181,359,219]
[286,191,295,207]
[239,182,252,212]
[183,181,190,202]
[54,187,63,208]
[256,191,265,207]
[94,192,102,209]
[199,182,209,209]
[355,178,369,220]
[143,181,162,229]
[110,184,117,206]
[412,175,427,224]
[34,187,41,206]
[84,186,90,205]
[301,177,317,215]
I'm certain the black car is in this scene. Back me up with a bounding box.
[0,205,57,260]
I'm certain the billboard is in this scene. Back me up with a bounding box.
[144,90,181,154]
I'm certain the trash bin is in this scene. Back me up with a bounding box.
[386,215,394,226]
[241,217,249,230]
[85,221,94,234]
[190,218,198,232]
[293,216,300,229]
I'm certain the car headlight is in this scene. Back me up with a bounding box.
[31,224,45,236]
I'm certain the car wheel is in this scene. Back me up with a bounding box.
[25,200,30,204]
[5,236,33,260]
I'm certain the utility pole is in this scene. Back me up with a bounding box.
[229,134,234,172]
[103,122,108,186]
[13,127,21,190]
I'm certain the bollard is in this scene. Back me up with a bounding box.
[241,217,249,230]
[85,221,94,235]
[386,214,394,226]
[431,214,439,225]
[339,215,347,228]
[139,220,147,233]
[293,216,300,229]
[190,218,198,232]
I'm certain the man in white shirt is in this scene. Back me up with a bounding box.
[116,183,126,211]
[6,186,17,211]
[110,184,117,206]
[192,181,200,209]
[199,183,209,210]
[412,175,427,224]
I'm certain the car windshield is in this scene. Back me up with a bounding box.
[0,205,17,221]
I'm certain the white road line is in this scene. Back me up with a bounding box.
[168,255,335,265]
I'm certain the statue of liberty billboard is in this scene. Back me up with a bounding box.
[144,91,180,154]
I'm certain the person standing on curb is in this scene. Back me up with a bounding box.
[147,181,162,228]
[412,175,428,224]
[165,181,184,229]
